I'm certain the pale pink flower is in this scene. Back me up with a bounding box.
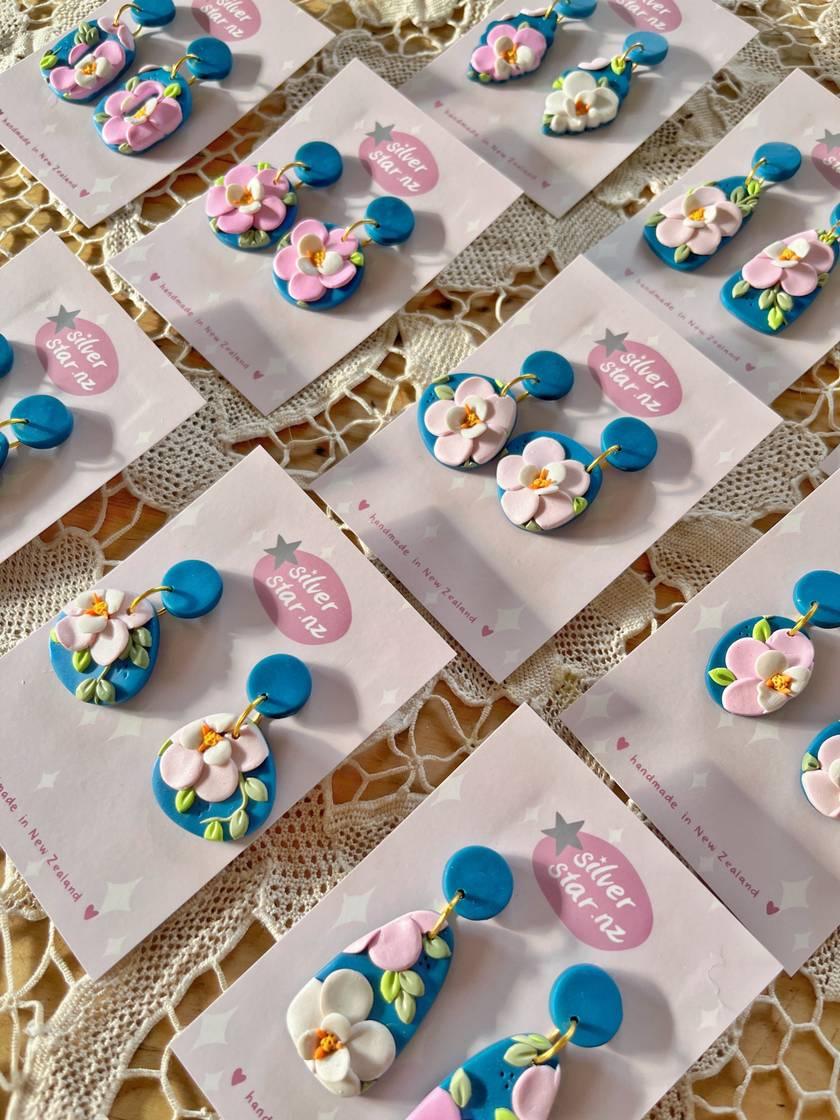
[470,22,548,81]
[720,629,813,717]
[273,219,359,303]
[159,713,268,803]
[55,588,153,667]
[802,736,840,819]
[497,436,590,530]
[655,186,743,257]
[424,377,516,467]
[344,910,442,971]
[742,230,836,297]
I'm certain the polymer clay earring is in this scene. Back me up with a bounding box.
[206,142,344,253]
[721,203,840,334]
[706,570,840,718]
[273,197,415,310]
[802,723,840,820]
[468,0,597,86]
[644,143,802,271]
[496,416,657,532]
[0,333,14,377]
[50,560,223,706]
[418,351,575,471]
[543,31,668,137]
[40,0,175,104]
[0,394,74,472]
[153,652,312,842]
[93,37,233,156]
[285,845,514,1097]
[407,964,622,1120]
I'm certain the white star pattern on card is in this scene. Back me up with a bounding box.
[380,689,398,707]
[93,177,117,196]
[587,738,608,757]
[435,770,466,804]
[698,1008,721,1032]
[780,878,812,910]
[494,607,523,632]
[193,1007,238,1049]
[522,805,541,824]
[134,430,152,448]
[24,860,46,879]
[503,649,521,666]
[693,604,728,633]
[690,772,708,790]
[717,449,735,465]
[777,510,805,536]
[319,546,335,560]
[107,713,144,740]
[608,829,623,843]
[335,887,376,929]
[423,524,439,541]
[717,711,734,729]
[699,856,715,874]
[579,690,612,720]
[36,772,59,791]
[104,937,126,958]
[449,475,467,491]
[318,1109,338,1120]
[250,529,266,545]
[750,722,780,744]
[172,501,204,529]
[792,931,813,952]
[424,592,440,607]
[78,706,101,728]
[101,879,142,915]
[202,1071,223,1094]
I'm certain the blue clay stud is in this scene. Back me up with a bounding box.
[601,417,657,472]
[520,349,574,401]
[793,570,840,629]
[801,722,840,820]
[247,653,312,719]
[133,0,177,27]
[366,196,415,246]
[559,0,597,14]
[13,394,74,449]
[0,434,8,470]
[442,844,513,920]
[754,142,802,183]
[0,334,13,378]
[296,141,343,188]
[624,31,668,67]
[160,559,224,619]
[186,37,233,81]
[550,963,623,1048]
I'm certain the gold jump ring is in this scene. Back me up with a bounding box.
[586,444,621,474]
[788,601,819,636]
[427,890,464,939]
[533,1019,578,1064]
[232,694,268,740]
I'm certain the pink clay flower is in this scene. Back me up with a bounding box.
[655,186,743,257]
[55,588,153,667]
[497,436,590,530]
[101,78,183,153]
[273,219,359,303]
[344,910,443,972]
[205,163,290,236]
[424,376,517,467]
[802,736,840,819]
[720,628,813,717]
[49,34,128,99]
[160,713,268,803]
[470,22,548,81]
[741,230,836,297]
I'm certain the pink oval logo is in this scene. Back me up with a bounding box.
[609,0,682,32]
[253,549,352,645]
[192,0,261,42]
[812,131,840,190]
[588,335,682,417]
[533,832,653,952]
[36,316,118,396]
[359,126,439,197]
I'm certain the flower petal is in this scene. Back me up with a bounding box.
[757,684,788,713]
[205,185,232,218]
[454,376,499,404]
[817,735,840,770]
[149,96,182,134]
[721,678,766,717]
[89,619,129,665]
[287,977,323,1039]
[55,615,94,651]
[780,262,818,298]
[320,1012,353,1043]
[558,460,591,497]
[346,1020,397,1083]
[523,436,567,469]
[563,70,597,97]
[487,24,517,46]
[463,394,488,421]
[124,119,163,153]
[766,629,815,670]
[534,491,575,530]
[497,453,527,491]
[101,116,129,146]
[320,969,374,1025]
[159,741,204,791]
[325,228,359,258]
[319,250,345,277]
[366,914,423,972]
[217,208,254,234]
[424,399,457,437]
[292,220,328,248]
[445,405,467,432]
[224,163,258,188]
[230,724,269,773]
[754,650,787,679]
[688,225,722,256]
[714,201,743,237]
[288,272,326,302]
[656,217,693,249]
[514,27,546,55]
[723,637,767,680]
[202,740,232,767]
[97,39,125,67]
[78,613,108,634]
[194,757,240,803]
[254,195,286,232]
[296,1027,323,1061]
[502,487,540,526]
[315,1045,352,1084]
[273,245,298,281]
[320,262,357,290]
[433,434,471,466]
[802,771,840,818]
[544,90,567,114]
[742,257,782,290]
[512,1063,563,1120]
[406,1086,462,1120]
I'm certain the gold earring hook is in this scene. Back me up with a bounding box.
[273,159,308,186]
[341,217,380,244]
[499,373,538,397]
[533,1019,578,1064]
[113,2,140,25]
[788,601,819,636]
[231,694,267,740]
[744,156,768,188]
[426,890,464,939]
[128,585,173,615]
[586,444,621,474]
[0,417,28,429]
[169,52,199,83]
[619,41,645,64]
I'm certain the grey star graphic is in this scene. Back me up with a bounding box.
[47,305,80,333]
[264,533,301,567]
[542,812,585,853]
[366,122,394,144]
[596,328,629,356]
[821,129,840,150]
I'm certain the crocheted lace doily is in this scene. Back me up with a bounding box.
[1,1,839,1118]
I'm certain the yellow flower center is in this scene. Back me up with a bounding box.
[314,1030,344,1060]
[779,247,801,262]
[307,248,326,268]
[529,468,554,491]
[502,45,518,64]
[83,593,110,618]
[237,188,254,207]
[81,60,98,75]
[575,97,589,116]
[765,672,794,696]
[689,207,705,222]
[460,404,482,430]
[131,102,151,122]
[197,723,224,752]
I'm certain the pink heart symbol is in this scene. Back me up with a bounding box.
[541,180,550,189]
[766,901,780,916]
[231,1068,247,1087]
[80,188,90,198]
[434,99,443,108]
[84,904,99,920]
[624,267,635,278]
[150,272,160,282]
[253,370,264,380]
[358,499,370,511]
[616,736,630,751]
[745,362,756,373]
[481,625,494,638]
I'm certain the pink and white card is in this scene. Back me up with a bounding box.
[563,469,840,973]
[0,448,452,978]
[172,704,779,1120]
[0,0,332,226]
[402,0,753,220]
[316,256,779,682]
[113,60,521,415]
[0,231,202,564]
[588,70,840,402]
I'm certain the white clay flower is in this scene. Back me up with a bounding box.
[544,70,619,134]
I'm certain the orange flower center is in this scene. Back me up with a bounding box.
[765,672,793,695]
[529,468,554,491]
[307,248,326,268]
[461,404,482,430]
[575,97,589,116]
[502,45,518,64]
[197,723,224,752]
[689,207,705,222]
[81,60,98,75]
[314,1030,344,1061]
[238,188,254,206]
[84,593,110,618]
[779,247,801,262]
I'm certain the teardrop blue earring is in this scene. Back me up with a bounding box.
[468,0,597,86]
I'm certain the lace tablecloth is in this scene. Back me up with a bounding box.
[1,0,840,1117]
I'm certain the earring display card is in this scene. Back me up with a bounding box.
[316,256,779,682]
[0,448,452,978]
[563,470,840,973]
[588,70,840,402]
[0,0,332,226]
[0,231,202,565]
[172,704,779,1120]
[112,60,521,416]
[402,0,753,221]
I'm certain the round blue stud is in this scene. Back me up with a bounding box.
[0,432,8,470]
[753,142,801,184]
[295,141,343,189]
[624,31,669,67]
[442,845,513,921]
[247,654,312,719]
[186,37,233,82]
[160,560,224,619]
[0,334,13,378]
[831,202,840,229]
[558,0,597,16]
[366,197,415,246]
[601,417,657,472]
[12,395,73,449]
[520,350,574,401]
[550,964,623,1048]
[792,570,840,630]
[133,0,176,27]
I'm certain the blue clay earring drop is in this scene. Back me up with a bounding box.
[721,202,840,334]
[496,415,657,532]
[418,350,575,472]
[0,333,13,378]
[0,394,74,472]
[543,31,668,137]
[644,143,802,271]
[153,652,312,842]
[468,0,597,86]
[40,0,176,104]
[285,845,514,1097]
[206,141,344,253]
[49,559,224,707]
[407,964,622,1119]
[93,36,233,156]
[273,196,415,311]
[801,722,840,820]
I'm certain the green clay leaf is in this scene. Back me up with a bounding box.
[399,970,425,998]
[818,272,831,288]
[214,176,225,186]
[135,627,153,648]
[729,186,746,204]
[479,72,491,83]
[380,970,401,1003]
[94,112,109,123]
[257,161,271,170]
[209,218,218,232]
[431,374,451,385]
[118,143,133,155]
[758,288,776,311]
[802,754,820,773]
[611,56,626,75]
[50,629,59,643]
[40,53,58,69]
[283,191,297,205]
[495,1111,518,1120]
[175,788,195,813]
[708,667,736,687]
[777,291,794,312]
[158,738,173,756]
[349,251,365,267]
[229,808,249,840]
[503,1042,538,1068]
[75,678,97,703]
[72,649,92,673]
[732,279,751,298]
[434,385,455,400]
[130,645,150,670]
[125,76,139,91]
[768,306,785,331]
[244,777,269,802]
[395,991,416,1025]
[645,212,666,227]
[552,77,564,89]
[597,76,609,86]
[449,1068,472,1109]
[747,178,763,197]
[527,1034,552,1052]
[163,82,181,98]
[238,229,270,249]
[674,244,692,264]
[74,23,99,45]
[423,934,451,959]
[525,520,542,533]
[572,496,588,516]
[95,678,116,704]
[752,617,772,642]
[203,820,224,842]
